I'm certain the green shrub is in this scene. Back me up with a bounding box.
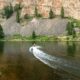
[14,3,22,11]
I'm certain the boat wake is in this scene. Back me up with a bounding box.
[29,46,80,77]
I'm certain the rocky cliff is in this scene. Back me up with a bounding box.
[0,0,80,20]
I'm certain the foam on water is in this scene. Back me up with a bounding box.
[29,46,80,77]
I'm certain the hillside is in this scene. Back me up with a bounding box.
[1,14,68,37]
[0,0,80,19]
[0,0,80,41]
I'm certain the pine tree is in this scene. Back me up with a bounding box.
[32,31,36,39]
[16,10,20,23]
[34,7,38,17]
[61,7,64,18]
[34,7,42,18]
[66,22,72,35]
[49,9,55,19]
[9,3,13,15]
[66,22,76,38]
[3,3,13,19]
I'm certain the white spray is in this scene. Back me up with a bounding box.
[29,45,80,76]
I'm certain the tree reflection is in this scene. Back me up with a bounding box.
[31,41,36,45]
[67,42,76,57]
[0,41,4,54]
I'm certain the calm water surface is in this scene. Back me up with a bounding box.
[0,41,80,80]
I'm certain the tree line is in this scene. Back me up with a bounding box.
[2,3,65,21]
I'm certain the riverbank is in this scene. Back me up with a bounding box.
[0,35,80,42]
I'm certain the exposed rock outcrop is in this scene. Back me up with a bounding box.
[1,14,68,36]
[1,13,22,36]
[21,18,68,36]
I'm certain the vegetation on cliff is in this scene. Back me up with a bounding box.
[3,3,13,19]
[34,7,42,18]
[0,3,80,41]
[15,3,22,23]
[49,9,55,19]
[66,21,76,38]
[61,7,64,18]
[14,3,22,11]
[16,10,20,23]
[32,31,36,39]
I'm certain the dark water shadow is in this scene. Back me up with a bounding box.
[0,41,4,55]
[67,42,76,57]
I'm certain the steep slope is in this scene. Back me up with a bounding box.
[1,13,22,36]
[21,18,68,36]
[1,14,68,36]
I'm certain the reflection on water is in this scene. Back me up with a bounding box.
[67,42,76,57]
[0,41,4,53]
[0,41,80,80]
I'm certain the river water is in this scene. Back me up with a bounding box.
[0,41,80,80]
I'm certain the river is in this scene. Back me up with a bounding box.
[0,41,80,80]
